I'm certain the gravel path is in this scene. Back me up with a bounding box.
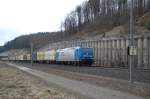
[7,62,146,99]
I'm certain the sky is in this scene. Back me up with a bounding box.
[0,0,85,46]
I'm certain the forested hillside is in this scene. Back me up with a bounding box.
[0,0,150,53]
[0,32,67,52]
[62,0,150,34]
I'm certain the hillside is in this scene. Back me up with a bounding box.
[0,0,150,53]
[0,12,150,53]
[1,12,150,53]
[72,12,150,40]
[0,32,68,52]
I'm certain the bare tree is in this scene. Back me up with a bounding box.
[62,0,150,35]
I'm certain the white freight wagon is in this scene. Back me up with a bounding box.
[19,55,24,60]
[27,54,31,60]
[44,50,56,61]
[57,47,76,62]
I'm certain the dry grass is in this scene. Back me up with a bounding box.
[0,63,77,99]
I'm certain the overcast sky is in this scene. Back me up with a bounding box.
[0,0,85,46]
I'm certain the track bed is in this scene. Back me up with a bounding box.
[13,62,150,83]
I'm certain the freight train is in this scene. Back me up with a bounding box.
[8,47,94,66]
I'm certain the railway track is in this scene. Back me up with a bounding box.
[11,62,150,84]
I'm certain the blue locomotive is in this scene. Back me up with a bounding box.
[56,47,94,65]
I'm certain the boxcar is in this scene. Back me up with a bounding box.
[18,55,24,61]
[44,50,56,63]
[23,55,27,61]
[26,54,31,62]
[15,56,19,61]
[37,51,45,62]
